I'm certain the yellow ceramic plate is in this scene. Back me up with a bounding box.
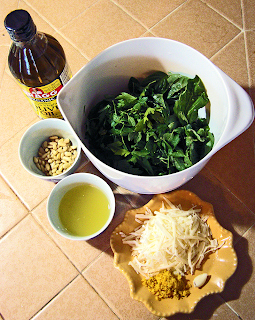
[110,190,237,317]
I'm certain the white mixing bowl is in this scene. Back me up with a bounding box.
[57,38,254,194]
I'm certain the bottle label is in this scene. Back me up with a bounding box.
[18,63,72,119]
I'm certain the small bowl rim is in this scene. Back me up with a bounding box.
[18,118,81,180]
[46,172,115,240]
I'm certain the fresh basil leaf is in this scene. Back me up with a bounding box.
[128,77,141,95]
[85,71,214,176]
[167,75,189,98]
[140,71,169,93]
[135,119,146,132]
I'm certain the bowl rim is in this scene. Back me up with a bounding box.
[46,172,115,240]
[18,118,81,180]
[57,37,254,193]
[58,37,229,179]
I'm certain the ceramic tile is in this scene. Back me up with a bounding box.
[32,192,132,271]
[220,225,255,320]
[0,121,55,211]
[140,31,155,37]
[0,72,38,146]
[83,248,159,320]
[115,185,153,208]
[112,0,186,28]
[179,167,255,243]
[0,214,78,320]
[151,0,240,58]
[18,0,56,35]
[78,160,118,191]
[205,122,255,213]
[60,0,146,60]
[161,295,241,320]
[201,0,243,28]
[242,0,255,30]
[24,0,98,29]
[83,248,240,319]
[246,30,255,103]
[211,32,249,89]
[0,0,18,45]
[0,175,28,237]
[32,275,118,320]
[0,46,9,83]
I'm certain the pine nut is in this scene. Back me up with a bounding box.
[49,135,59,140]
[42,141,48,148]
[64,151,72,157]
[42,152,49,159]
[63,163,70,169]
[63,156,71,162]
[33,135,78,176]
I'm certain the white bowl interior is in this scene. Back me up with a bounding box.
[58,38,228,147]
[47,173,115,240]
[57,38,254,193]
[19,119,81,181]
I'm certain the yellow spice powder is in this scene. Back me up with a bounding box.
[142,270,191,301]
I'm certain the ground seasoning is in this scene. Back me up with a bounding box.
[142,269,191,300]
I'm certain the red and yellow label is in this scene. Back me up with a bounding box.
[18,64,72,119]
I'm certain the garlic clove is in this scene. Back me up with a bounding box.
[193,273,208,288]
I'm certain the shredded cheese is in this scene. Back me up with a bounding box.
[122,198,222,278]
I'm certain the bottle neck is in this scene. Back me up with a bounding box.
[13,31,44,48]
[4,10,37,44]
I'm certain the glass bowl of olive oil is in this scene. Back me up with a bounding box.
[47,173,115,240]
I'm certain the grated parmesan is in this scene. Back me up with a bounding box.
[122,198,222,278]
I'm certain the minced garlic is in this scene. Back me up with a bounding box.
[142,269,191,300]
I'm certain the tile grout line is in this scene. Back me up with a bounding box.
[29,274,80,320]
[200,0,243,31]
[81,252,122,319]
[205,166,255,220]
[30,210,82,272]
[0,168,32,212]
[110,0,151,31]
[0,211,30,241]
[209,30,244,60]
[31,206,116,291]
[27,212,117,319]
[224,302,244,320]
[148,0,190,32]
[21,0,92,61]
[0,76,38,149]
[233,222,255,246]
[216,294,244,320]
[240,0,253,90]
[215,294,242,320]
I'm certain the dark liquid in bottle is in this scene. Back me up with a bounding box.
[5,10,71,119]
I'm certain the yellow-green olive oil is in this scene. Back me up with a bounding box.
[59,184,110,237]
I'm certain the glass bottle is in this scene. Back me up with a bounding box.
[4,9,72,119]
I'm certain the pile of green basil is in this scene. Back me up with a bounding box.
[85,71,214,176]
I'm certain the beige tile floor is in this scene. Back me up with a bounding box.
[0,0,255,319]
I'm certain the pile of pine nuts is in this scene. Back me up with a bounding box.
[33,135,78,176]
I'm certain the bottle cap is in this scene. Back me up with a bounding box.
[4,9,37,42]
